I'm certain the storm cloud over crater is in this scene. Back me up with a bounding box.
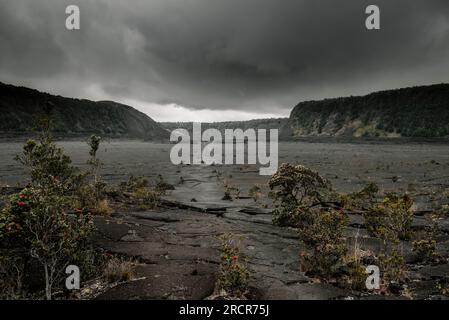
[1,0,449,121]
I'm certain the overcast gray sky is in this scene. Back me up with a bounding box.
[1,0,448,121]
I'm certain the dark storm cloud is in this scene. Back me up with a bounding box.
[1,0,449,118]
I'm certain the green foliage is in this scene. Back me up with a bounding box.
[412,218,440,263]
[87,134,101,158]
[120,175,150,193]
[221,180,240,201]
[339,183,379,211]
[288,84,449,138]
[338,258,368,291]
[15,138,75,191]
[0,126,96,299]
[217,234,250,297]
[87,135,102,183]
[0,250,26,299]
[364,193,414,241]
[362,193,414,290]
[25,188,94,299]
[412,239,437,263]
[0,188,33,242]
[269,163,332,227]
[0,82,168,140]
[297,208,348,277]
[120,175,169,209]
[378,249,407,287]
[76,134,112,215]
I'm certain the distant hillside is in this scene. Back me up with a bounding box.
[162,118,288,136]
[282,84,449,139]
[0,82,169,140]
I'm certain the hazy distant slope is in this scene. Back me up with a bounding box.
[161,118,288,134]
[0,82,169,140]
[282,84,449,138]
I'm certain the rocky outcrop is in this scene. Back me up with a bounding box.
[91,163,449,300]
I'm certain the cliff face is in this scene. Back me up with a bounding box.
[282,84,449,139]
[161,118,288,135]
[0,82,169,140]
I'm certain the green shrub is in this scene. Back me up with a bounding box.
[120,175,149,193]
[14,132,76,191]
[364,193,414,241]
[120,175,168,209]
[269,163,332,227]
[297,207,348,277]
[0,124,96,299]
[412,239,437,263]
[0,188,34,243]
[338,183,379,211]
[221,180,240,201]
[217,234,250,297]
[378,249,407,288]
[338,258,368,291]
[0,250,26,299]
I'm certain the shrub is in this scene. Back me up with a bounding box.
[93,199,113,216]
[378,249,407,288]
[412,218,440,263]
[248,185,263,203]
[75,135,110,214]
[120,175,149,193]
[0,185,95,300]
[412,239,437,263]
[297,208,348,277]
[25,187,94,299]
[103,256,135,283]
[217,234,250,297]
[14,130,76,192]
[154,175,175,194]
[135,188,161,209]
[338,258,368,291]
[1,123,96,299]
[338,229,374,291]
[364,193,414,241]
[0,190,31,242]
[120,175,166,209]
[0,250,25,299]
[269,163,332,227]
[338,183,379,211]
[221,181,240,201]
[363,193,413,291]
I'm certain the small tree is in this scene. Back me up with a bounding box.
[7,114,94,299]
[269,163,332,226]
[87,135,102,185]
[25,189,93,299]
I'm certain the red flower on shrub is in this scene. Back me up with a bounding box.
[232,255,239,262]
[17,201,26,206]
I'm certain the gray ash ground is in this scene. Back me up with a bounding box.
[1,139,449,299]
